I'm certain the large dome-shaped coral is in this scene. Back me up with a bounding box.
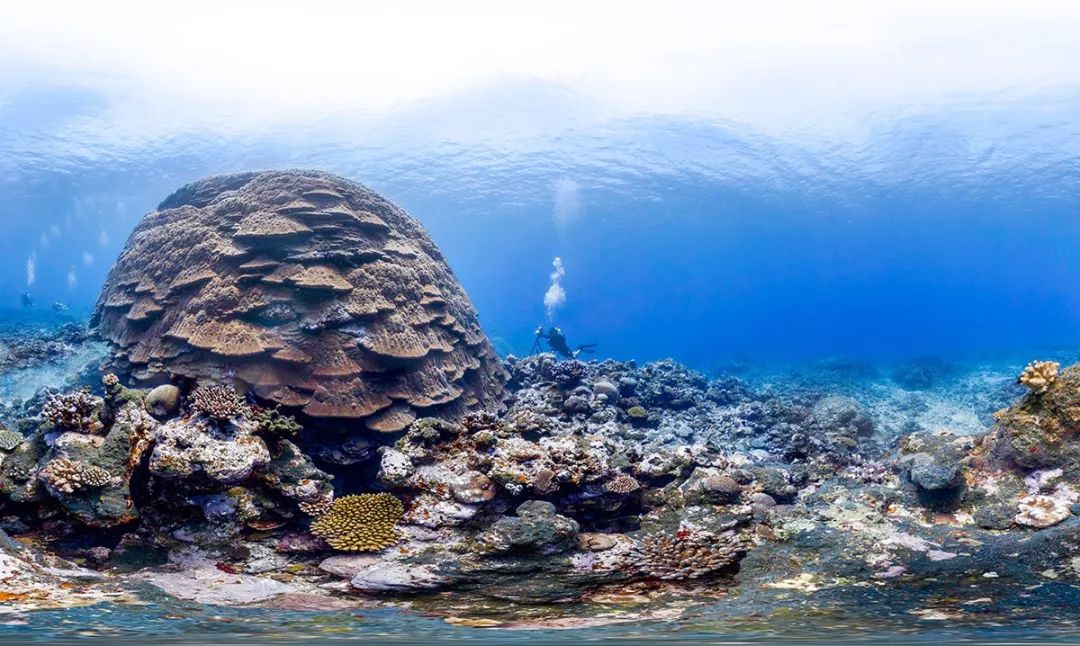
[92,170,507,432]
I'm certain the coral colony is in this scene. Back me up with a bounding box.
[5,170,1080,626]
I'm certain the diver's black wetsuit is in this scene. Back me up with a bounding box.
[531,326,597,359]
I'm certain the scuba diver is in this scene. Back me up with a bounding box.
[20,292,33,308]
[531,326,597,360]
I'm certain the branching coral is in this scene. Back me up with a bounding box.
[41,391,104,433]
[1019,360,1060,394]
[191,384,251,422]
[310,493,404,552]
[252,406,303,437]
[632,530,746,581]
[298,492,335,517]
[604,473,642,494]
[38,458,114,495]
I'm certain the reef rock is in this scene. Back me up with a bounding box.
[150,416,270,485]
[993,363,1080,468]
[92,170,507,432]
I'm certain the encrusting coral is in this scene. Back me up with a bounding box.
[310,493,404,552]
[41,391,105,433]
[1015,494,1071,528]
[1019,360,1060,394]
[91,170,507,431]
[190,384,251,422]
[0,428,24,452]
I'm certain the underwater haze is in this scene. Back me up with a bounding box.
[9,2,1080,644]
[7,89,1080,368]
[5,3,1080,370]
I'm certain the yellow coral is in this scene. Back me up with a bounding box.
[1019,360,1060,394]
[310,493,403,552]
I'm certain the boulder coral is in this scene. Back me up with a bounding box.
[92,170,507,432]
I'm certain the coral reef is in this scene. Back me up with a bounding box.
[190,384,251,422]
[38,458,114,495]
[13,313,1080,619]
[632,530,746,581]
[1015,494,1071,528]
[145,384,180,417]
[310,493,404,552]
[1019,360,1059,394]
[0,427,24,451]
[990,363,1080,468]
[150,416,269,484]
[91,171,507,430]
[40,391,104,433]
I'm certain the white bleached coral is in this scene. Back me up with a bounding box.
[1015,494,1071,528]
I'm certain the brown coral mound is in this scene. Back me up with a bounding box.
[310,493,404,551]
[604,473,641,494]
[92,171,507,432]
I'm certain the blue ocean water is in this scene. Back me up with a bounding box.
[7,76,1080,644]
[5,83,1080,371]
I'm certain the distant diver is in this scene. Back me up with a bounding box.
[20,292,33,308]
[52,301,70,312]
[531,326,597,359]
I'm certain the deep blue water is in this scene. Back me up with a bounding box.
[5,83,1080,369]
